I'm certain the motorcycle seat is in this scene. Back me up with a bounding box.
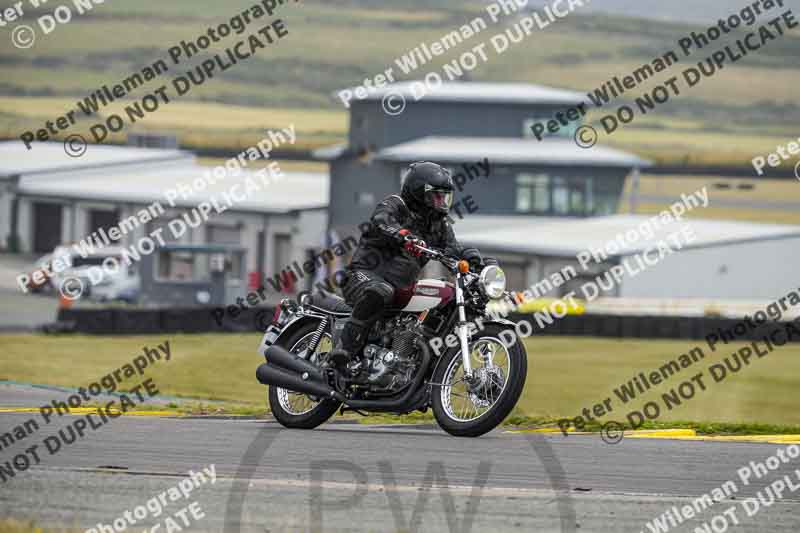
[308,293,352,315]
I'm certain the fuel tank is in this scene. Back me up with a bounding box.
[393,279,455,312]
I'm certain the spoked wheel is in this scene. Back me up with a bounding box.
[431,324,527,437]
[267,322,341,429]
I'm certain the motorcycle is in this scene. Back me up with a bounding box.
[255,244,527,437]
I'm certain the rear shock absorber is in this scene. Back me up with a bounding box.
[307,317,328,356]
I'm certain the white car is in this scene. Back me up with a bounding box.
[48,246,141,303]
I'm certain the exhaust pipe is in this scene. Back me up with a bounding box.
[265,345,325,383]
[256,363,342,401]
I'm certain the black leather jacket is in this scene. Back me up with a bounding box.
[349,195,463,287]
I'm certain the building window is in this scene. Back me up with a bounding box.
[156,250,208,282]
[207,224,241,245]
[555,177,592,216]
[552,177,569,215]
[593,183,619,215]
[518,174,595,216]
[156,250,243,283]
[516,174,550,213]
[585,177,595,214]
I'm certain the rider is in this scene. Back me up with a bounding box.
[332,161,483,372]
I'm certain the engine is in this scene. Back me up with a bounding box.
[363,316,421,392]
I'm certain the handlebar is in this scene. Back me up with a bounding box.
[412,243,442,258]
[411,244,462,272]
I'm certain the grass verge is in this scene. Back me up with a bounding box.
[0,520,76,533]
[1,333,799,432]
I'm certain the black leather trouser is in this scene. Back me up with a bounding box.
[339,270,396,357]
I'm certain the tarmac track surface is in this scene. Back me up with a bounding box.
[0,387,799,532]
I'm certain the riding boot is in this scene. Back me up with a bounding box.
[330,317,370,372]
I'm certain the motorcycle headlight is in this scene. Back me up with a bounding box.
[479,265,506,299]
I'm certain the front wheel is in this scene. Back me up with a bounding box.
[431,324,527,437]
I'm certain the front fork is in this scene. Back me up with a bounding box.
[455,272,473,379]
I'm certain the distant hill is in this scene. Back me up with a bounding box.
[1,0,798,166]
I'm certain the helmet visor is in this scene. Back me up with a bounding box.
[425,187,453,213]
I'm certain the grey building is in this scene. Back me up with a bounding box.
[317,81,649,239]
[0,142,328,305]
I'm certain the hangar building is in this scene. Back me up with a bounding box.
[0,142,327,301]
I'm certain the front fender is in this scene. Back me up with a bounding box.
[482,317,516,328]
[480,318,528,357]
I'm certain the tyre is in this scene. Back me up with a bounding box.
[267,321,341,429]
[431,324,527,437]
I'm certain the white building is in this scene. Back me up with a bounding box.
[0,142,329,298]
[455,214,800,301]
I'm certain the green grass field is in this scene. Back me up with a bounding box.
[2,333,798,429]
[1,1,798,165]
[617,174,800,225]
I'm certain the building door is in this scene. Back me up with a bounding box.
[89,209,120,241]
[32,202,62,253]
[273,234,293,293]
[255,230,266,290]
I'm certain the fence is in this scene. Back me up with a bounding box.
[53,307,799,343]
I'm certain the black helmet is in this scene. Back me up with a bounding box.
[401,161,454,216]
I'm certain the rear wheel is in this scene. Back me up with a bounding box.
[267,322,341,429]
[431,324,527,437]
